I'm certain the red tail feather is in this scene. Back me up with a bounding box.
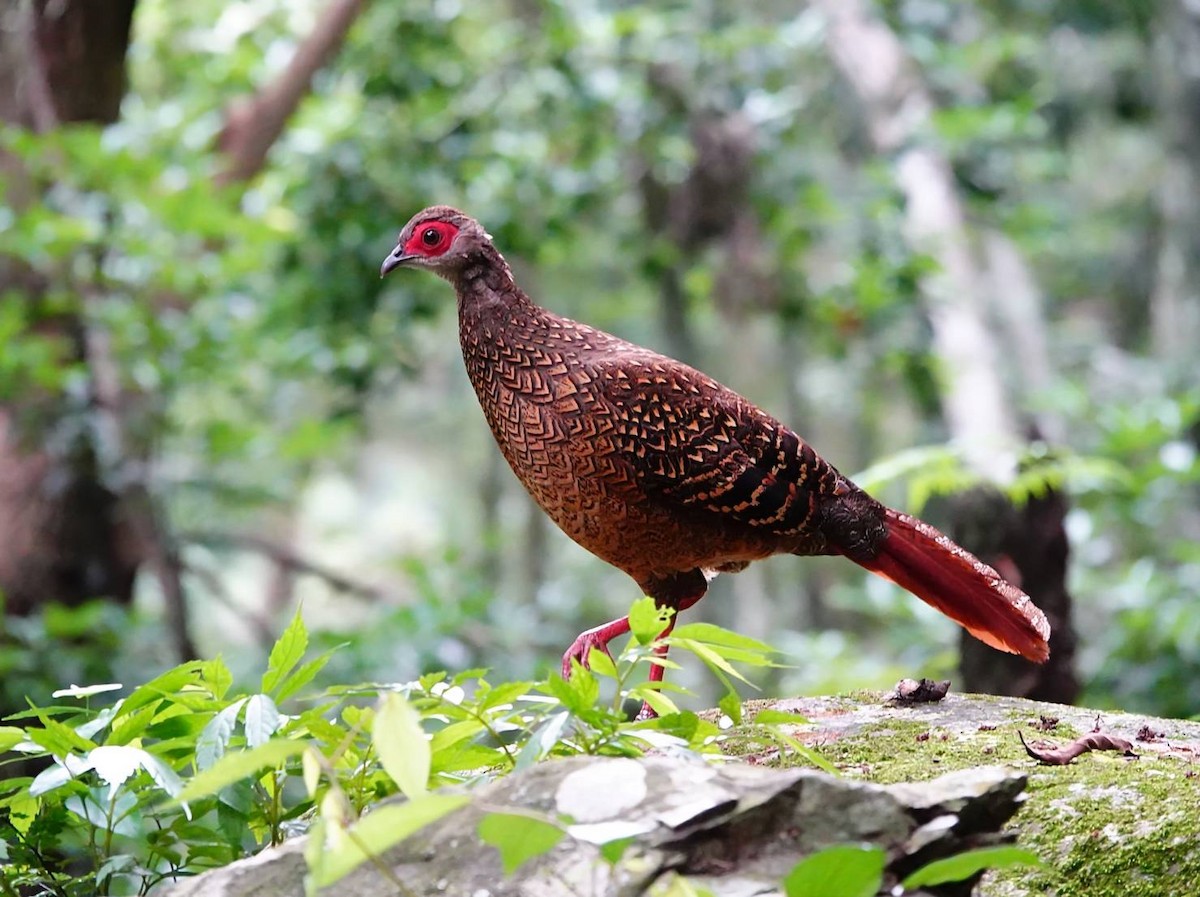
[854,508,1050,662]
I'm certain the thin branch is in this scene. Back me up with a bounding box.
[181,557,276,648]
[84,316,197,661]
[179,529,388,604]
[215,0,368,185]
[20,0,60,133]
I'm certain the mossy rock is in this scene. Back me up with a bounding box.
[733,691,1200,897]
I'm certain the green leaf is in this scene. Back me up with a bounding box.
[782,844,885,897]
[302,748,321,798]
[515,711,570,770]
[311,793,468,887]
[628,597,673,645]
[274,647,339,704]
[196,698,247,771]
[0,726,25,753]
[27,716,96,755]
[478,812,565,875]
[669,622,776,655]
[478,680,535,711]
[771,731,839,776]
[599,835,635,865]
[244,694,282,748]
[107,704,157,746]
[902,846,1043,888]
[718,691,742,726]
[262,608,308,696]
[121,663,205,716]
[629,687,680,718]
[429,719,485,756]
[752,709,811,726]
[587,646,619,679]
[200,657,234,701]
[673,639,754,686]
[176,739,305,803]
[374,692,429,797]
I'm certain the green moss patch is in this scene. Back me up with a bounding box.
[736,692,1200,896]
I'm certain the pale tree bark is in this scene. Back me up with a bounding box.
[1150,0,1200,367]
[981,230,1064,445]
[814,0,1077,702]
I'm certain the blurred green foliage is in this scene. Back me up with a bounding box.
[0,0,1197,728]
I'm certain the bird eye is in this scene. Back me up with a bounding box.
[421,227,441,247]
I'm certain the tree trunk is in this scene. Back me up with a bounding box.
[0,0,142,617]
[0,0,369,659]
[814,0,1077,701]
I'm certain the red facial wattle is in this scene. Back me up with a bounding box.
[403,221,459,257]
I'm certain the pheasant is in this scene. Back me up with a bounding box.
[381,206,1050,714]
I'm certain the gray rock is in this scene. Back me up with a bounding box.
[160,752,1025,897]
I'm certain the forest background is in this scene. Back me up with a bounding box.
[1,0,1198,727]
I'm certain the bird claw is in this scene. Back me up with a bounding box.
[560,632,613,679]
[560,616,632,679]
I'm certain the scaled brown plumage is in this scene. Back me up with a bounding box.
[382,206,1051,715]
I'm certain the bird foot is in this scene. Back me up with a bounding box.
[560,616,632,679]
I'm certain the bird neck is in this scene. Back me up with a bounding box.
[453,243,539,328]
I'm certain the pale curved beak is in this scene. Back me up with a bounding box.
[380,247,413,277]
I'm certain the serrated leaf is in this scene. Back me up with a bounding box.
[176,739,305,803]
[7,792,38,836]
[515,711,570,770]
[630,687,680,717]
[27,716,96,755]
[783,844,885,897]
[121,663,205,716]
[244,694,282,748]
[586,647,618,679]
[674,639,754,686]
[312,793,468,887]
[196,699,247,771]
[29,762,73,797]
[478,812,565,875]
[669,623,776,656]
[628,596,672,645]
[478,680,534,711]
[374,692,429,797]
[718,692,742,725]
[274,647,338,704]
[429,719,485,756]
[262,608,308,696]
[87,745,142,791]
[200,657,233,700]
[107,704,157,746]
[902,846,1043,888]
[140,753,185,799]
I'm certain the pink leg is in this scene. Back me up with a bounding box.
[561,615,631,679]
[564,571,709,720]
[635,591,705,720]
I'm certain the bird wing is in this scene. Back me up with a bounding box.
[588,356,844,538]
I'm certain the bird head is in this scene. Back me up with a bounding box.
[380,206,491,280]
